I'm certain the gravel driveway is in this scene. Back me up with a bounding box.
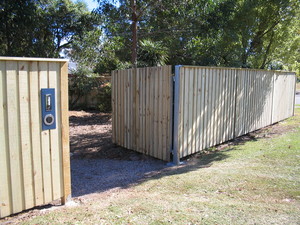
[71,159,166,197]
[69,111,167,198]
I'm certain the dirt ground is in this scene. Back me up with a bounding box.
[69,110,148,160]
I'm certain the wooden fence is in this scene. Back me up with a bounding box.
[0,57,71,218]
[111,66,173,161]
[173,66,296,160]
[112,65,295,162]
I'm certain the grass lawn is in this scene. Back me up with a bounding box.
[12,108,300,224]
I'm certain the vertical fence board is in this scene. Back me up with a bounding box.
[0,61,11,218]
[231,70,237,139]
[145,68,151,154]
[194,68,200,153]
[203,69,208,149]
[39,62,53,203]
[29,61,43,206]
[167,67,173,161]
[195,69,201,152]
[49,62,62,200]
[136,69,141,152]
[214,69,220,146]
[142,68,146,152]
[18,61,35,209]
[6,61,24,213]
[160,67,170,160]
[216,69,222,143]
[186,68,194,155]
[60,61,71,204]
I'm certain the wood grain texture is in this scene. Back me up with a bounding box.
[0,61,12,218]
[49,62,62,200]
[60,62,71,204]
[39,62,52,203]
[0,59,70,218]
[111,66,172,161]
[29,61,43,206]
[18,61,34,209]
[6,61,24,214]
[174,66,295,160]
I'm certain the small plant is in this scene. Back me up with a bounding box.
[98,82,112,112]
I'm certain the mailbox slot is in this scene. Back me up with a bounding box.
[41,88,56,130]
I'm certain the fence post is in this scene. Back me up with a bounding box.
[172,65,181,165]
[60,61,71,204]
[293,75,296,116]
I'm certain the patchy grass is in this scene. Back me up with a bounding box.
[6,109,300,224]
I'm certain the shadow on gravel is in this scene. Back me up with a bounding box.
[71,149,233,197]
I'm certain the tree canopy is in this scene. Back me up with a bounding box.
[96,0,299,73]
[0,0,98,57]
[0,0,299,75]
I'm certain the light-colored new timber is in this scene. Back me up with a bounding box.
[173,66,295,161]
[0,58,70,219]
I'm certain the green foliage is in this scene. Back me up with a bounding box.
[138,39,169,67]
[69,67,112,112]
[0,0,40,56]
[0,0,98,57]
[1,0,298,74]
[69,67,100,109]
[97,83,112,112]
[96,0,299,71]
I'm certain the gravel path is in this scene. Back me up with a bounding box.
[71,158,166,197]
[69,111,167,198]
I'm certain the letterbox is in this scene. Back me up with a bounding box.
[41,88,56,130]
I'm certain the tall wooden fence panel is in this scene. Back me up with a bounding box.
[235,69,274,137]
[272,72,296,123]
[112,66,173,161]
[173,66,296,159]
[0,57,71,218]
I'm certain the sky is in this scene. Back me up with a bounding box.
[83,0,98,11]
[72,0,98,11]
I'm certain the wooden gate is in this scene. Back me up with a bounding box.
[111,66,173,161]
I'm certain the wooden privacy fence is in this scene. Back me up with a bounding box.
[112,65,296,163]
[173,66,296,160]
[112,66,173,161]
[0,57,71,218]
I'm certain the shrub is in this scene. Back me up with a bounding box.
[69,68,100,109]
[97,82,112,112]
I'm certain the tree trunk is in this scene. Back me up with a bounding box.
[260,31,274,69]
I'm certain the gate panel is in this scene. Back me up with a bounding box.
[112,66,173,161]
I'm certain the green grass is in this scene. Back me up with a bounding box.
[20,109,300,225]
